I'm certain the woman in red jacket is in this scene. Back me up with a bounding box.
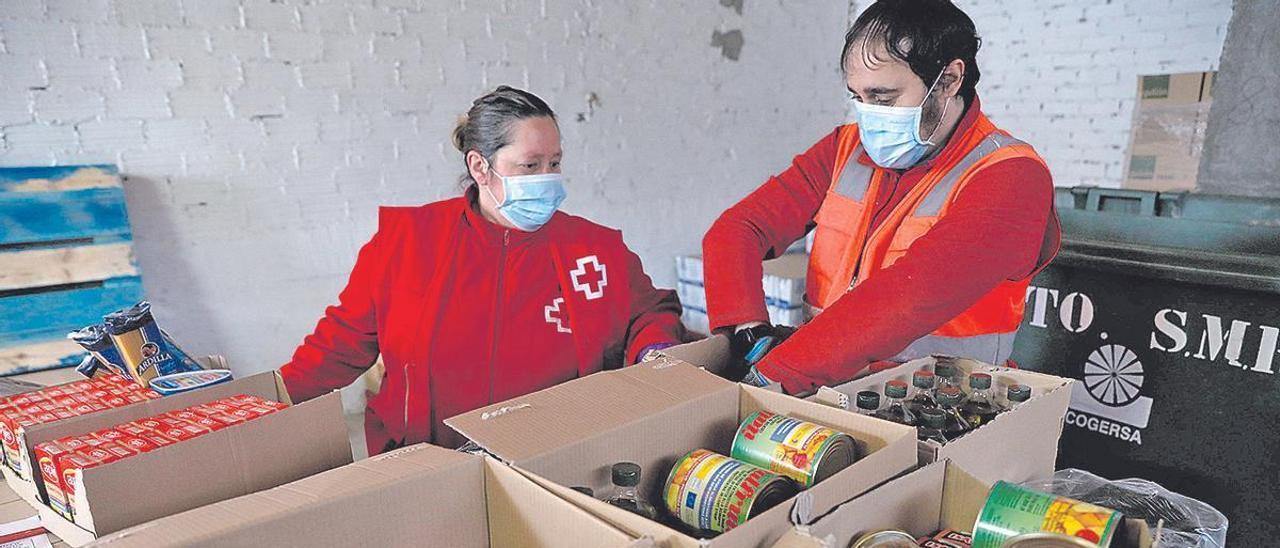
[280,86,685,455]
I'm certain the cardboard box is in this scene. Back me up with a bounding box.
[659,337,1074,486]
[1122,71,1215,192]
[810,355,1073,486]
[771,460,1155,548]
[446,359,917,548]
[88,444,643,548]
[4,372,352,546]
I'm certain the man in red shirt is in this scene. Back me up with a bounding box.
[702,0,1060,395]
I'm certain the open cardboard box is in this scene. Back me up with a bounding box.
[809,354,1073,485]
[445,359,917,548]
[771,460,1156,548]
[89,443,647,547]
[1,355,229,481]
[657,337,1073,485]
[8,371,352,546]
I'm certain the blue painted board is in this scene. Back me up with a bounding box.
[0,188,132,246]
[0,276,144,346]
[0,165,118,192]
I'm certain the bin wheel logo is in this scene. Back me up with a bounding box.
[1083,344,1144,407]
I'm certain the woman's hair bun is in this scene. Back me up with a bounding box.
[451,114,469,152]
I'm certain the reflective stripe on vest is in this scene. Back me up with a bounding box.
[912,132,1028,217]
[890,331,1018,366]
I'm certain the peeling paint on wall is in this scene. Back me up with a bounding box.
[712,29,744,61]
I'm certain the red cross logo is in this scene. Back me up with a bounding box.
[570,255,607,300]
[544,297,571,333]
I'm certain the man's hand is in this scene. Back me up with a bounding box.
[724,323,796,382]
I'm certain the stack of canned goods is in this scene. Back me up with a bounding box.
[662,411,864,536]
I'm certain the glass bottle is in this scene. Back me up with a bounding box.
[855,390,881,416]
[605,462,658,519]
[1007,384,1032,408]
[935,386,972,440]
[932,356,963,394]
[960,372,1001,428]
[905,369,937,417]
[873,380,917,426]
[916,408,949,444]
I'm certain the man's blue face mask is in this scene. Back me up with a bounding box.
[851,70,953,170]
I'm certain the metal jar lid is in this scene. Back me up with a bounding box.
[849,529,918,547]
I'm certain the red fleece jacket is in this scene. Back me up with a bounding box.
[702,97,1059,393]
[281,189,685,454]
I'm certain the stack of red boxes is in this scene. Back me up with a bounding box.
[34,394,288,520]
[0,376,159,476]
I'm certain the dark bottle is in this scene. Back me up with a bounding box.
[855,390,881,415]
[933,357,963,394]
[873,380,917,426]
[916,408,949,444]
[1007,383,1032,407]
[935,386,973,440]
[604,462,658,519]
[960,372,1001,428]
[905,369,938,417]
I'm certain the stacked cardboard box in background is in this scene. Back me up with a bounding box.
[676,253,808,335]
[1123,71,1216,192]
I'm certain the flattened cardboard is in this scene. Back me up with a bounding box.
[4,371,286,506]
[26,373,352,546]
[90,444,641,548]
[788,460,1155,548]
[811,355,1074,485]
[447,359,916,548]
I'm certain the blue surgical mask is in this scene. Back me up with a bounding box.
[484,168,567,232]
[852,70,952,169]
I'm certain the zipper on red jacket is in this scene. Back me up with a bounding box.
[848,172,900,291]
[402,362,411,436]
[488,230,510,403]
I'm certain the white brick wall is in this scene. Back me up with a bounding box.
[0,0,849,378]
[850,0,1233,187]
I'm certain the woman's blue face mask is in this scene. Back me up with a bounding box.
[484,167,567,232]
[851,70,953,169]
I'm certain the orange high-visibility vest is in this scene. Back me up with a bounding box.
[805,112,1047,365]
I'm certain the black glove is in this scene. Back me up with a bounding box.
[723,324,796,382]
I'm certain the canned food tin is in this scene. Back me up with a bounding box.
[663,449,797,534]
[1000,532,1102,547]
[848,529,918,547]
[731,411,860,487]
[973,481,1121,548]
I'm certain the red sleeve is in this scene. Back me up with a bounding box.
[622,244,687,364]
[279,227,386,402]
[758,157,1058,393]
[702,128,841,331]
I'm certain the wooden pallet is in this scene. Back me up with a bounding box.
[0,165,144,376]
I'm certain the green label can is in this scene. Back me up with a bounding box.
[972,481,1122,548]
[731,411,860,487]
[662,449,797,534]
